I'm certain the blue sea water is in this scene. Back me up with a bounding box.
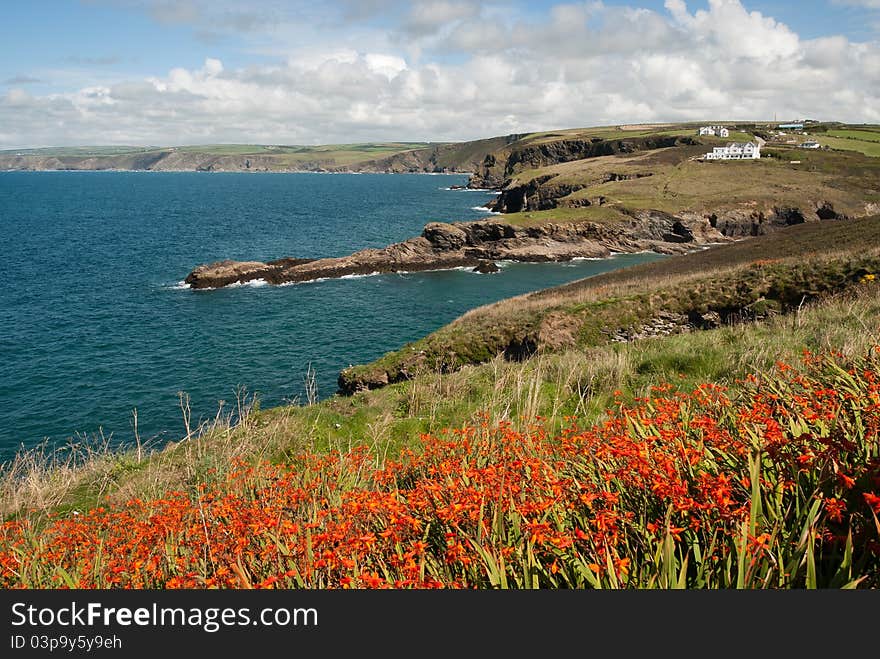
[0,171,664,461]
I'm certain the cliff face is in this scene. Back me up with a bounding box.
[692,201,849,237]
[492,172,656,213]
[468,135,699,189]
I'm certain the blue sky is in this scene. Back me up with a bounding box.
[1,1,879,147]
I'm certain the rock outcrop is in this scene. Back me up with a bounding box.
[694,200,848,238]
[473,260,500,274]
[489,175,589,213]
[184,214,730,289]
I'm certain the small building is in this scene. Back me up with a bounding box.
[800,141,821,149]
[704,141,762,160]
[778,123,804,131]
[699,125,730,138]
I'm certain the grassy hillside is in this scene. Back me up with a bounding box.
[573,146,876,215]
[486,127,879,224]
[796,124,880,158]
[0,142,433,159]
[340,216,880,392]
[0,142,442,172]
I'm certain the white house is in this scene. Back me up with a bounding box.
[699,125,730,138]
[704,142,762,160]
[800,141,821,149]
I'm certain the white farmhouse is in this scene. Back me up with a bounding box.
[704,142,762,160]
[699,125,730,138]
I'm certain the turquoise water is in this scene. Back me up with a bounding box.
[0,171,664,460]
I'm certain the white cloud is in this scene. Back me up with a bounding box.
[2,1,879,148]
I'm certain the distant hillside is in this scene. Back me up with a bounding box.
[3,121,876,175]
[0,138,528,174]
[0,142,447,173]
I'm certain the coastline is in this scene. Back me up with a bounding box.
[0,168,477,175]
[182,213,724,290]
[172,252,661,291]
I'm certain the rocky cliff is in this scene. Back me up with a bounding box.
[467,135,699,189]
[184,213,729,289]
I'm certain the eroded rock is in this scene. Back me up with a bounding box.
[473,261,500,274]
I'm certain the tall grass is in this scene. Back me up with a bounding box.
[2,347,878,588]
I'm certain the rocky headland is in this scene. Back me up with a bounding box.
[182,127,866,290]
[184,199,854,290]
[184,213,730,289]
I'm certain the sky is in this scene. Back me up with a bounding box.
[1,0,879,148]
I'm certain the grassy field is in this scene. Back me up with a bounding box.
[5,122,876,174]
[502,206,627,226]
[812,135,880,158]
[176,142,432,156]
[825,128,880,142]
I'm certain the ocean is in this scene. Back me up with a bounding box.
[0,171,664,460]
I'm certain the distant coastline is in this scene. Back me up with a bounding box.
[0,140,495,176]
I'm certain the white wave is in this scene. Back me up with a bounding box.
[440,186,501,192]
[470,205,502,215]
[339,271,380,280]
[393,265,474,276]
[277,271,382,286]
[167,280,191,290]
[227,278,268,288]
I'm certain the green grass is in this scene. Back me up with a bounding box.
[813,135,880,158]
[825,129,880,142]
